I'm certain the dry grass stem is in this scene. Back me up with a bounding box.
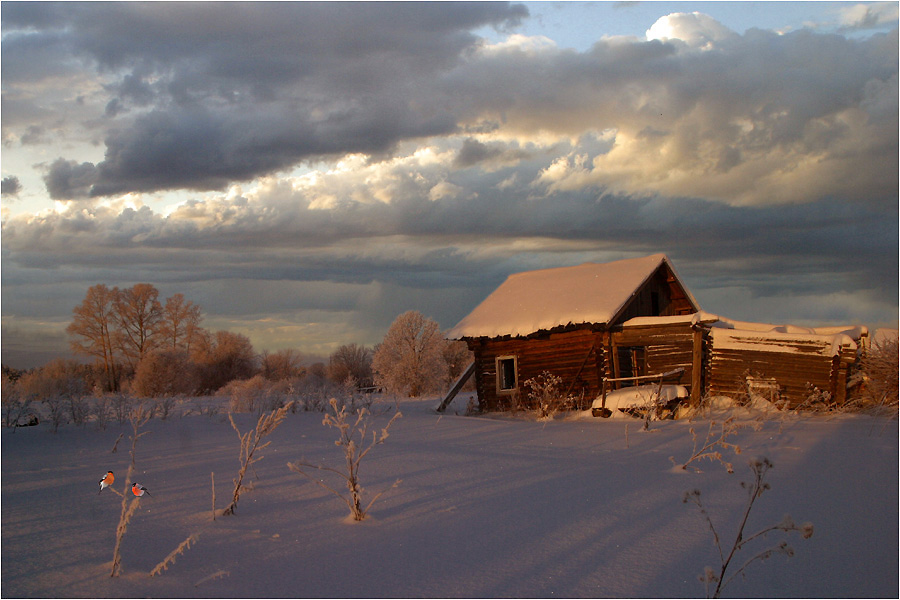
[150,534,198,577]
[684,457,813,598]
[221,402,293,516]
[671,417,743,473]
[288,398,402,521]
[110,404,152,577]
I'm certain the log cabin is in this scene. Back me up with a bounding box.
[445,254,700,411]
[444,254,867,413]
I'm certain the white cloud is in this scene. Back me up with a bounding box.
[646,12,737,49]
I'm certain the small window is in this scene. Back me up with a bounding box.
[496,356,518,393]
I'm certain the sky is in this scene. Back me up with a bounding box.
[1,1,898,369]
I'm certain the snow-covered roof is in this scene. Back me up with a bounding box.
[621,312,866,357]
[447,254,696,339]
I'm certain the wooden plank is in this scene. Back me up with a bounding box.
[436,361,475,413]
[691,328,703,406]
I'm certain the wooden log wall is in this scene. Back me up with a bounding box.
[468,328,608,411]
[705,330,858,408]
[610,324,696,389]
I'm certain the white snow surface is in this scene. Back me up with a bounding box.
[2,396,897,598]
[446,254,697,339]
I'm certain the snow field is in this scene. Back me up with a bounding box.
[2,396,897,598]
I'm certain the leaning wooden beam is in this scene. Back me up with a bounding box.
[603,367,685,383]
[436,361,475,413]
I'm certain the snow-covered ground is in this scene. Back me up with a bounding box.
[2,394,897,598]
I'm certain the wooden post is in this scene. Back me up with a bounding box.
[691,327,704,406]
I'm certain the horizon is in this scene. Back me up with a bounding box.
[2,1,898,369]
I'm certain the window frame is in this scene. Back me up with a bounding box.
[495,355,518,394]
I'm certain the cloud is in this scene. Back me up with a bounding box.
[837,2,900,31]
[2,176,22,197]
[42,158,99,200]
[1,5,897,366]
[2,2,528,197]
[645,12,737,48]
[4,5,895,210]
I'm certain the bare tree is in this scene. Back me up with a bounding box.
[195,330,257,393]
[158,293,203,353]
[67,284,121,391]
[114,283,164,371]
[372,311,445,397]
[328,344,373,387]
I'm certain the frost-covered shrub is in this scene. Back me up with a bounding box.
[288,399,402,521]
[111,393,133,424]
[220,375,293,414]
[2,382,33,429]
[524,371,574,419]
[93,396,113,430]
[43,396,67,433]
[132,350,199,397]
[68,395,91,426]
[861,337,898,409]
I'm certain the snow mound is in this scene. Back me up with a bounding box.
[592,384,689,417]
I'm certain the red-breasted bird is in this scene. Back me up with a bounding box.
[98,471,114,495]
[132,482,152,497]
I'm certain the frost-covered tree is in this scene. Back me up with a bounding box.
[372,311,445,397]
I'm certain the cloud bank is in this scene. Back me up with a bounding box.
[1,2,897,367]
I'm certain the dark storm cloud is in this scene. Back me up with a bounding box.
[2,176,22,197]
[2,2,528,195]
[43,158,98,199]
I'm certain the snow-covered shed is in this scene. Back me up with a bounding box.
[446,254,700,411]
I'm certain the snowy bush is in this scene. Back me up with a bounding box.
[523,371,574,419]
[288,398,402,521]
[132,350,200,397]
[861,337,898,410]
[2,382,33,429]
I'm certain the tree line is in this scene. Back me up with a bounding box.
[4,284,472,402]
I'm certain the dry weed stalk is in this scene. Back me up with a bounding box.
[288,398,402,521]
[110,404,152,577]
[671,417,743,473]
[111,432,124,453]
[684,457,814,598]
[150,534,198,577]
[221,402,294,516]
